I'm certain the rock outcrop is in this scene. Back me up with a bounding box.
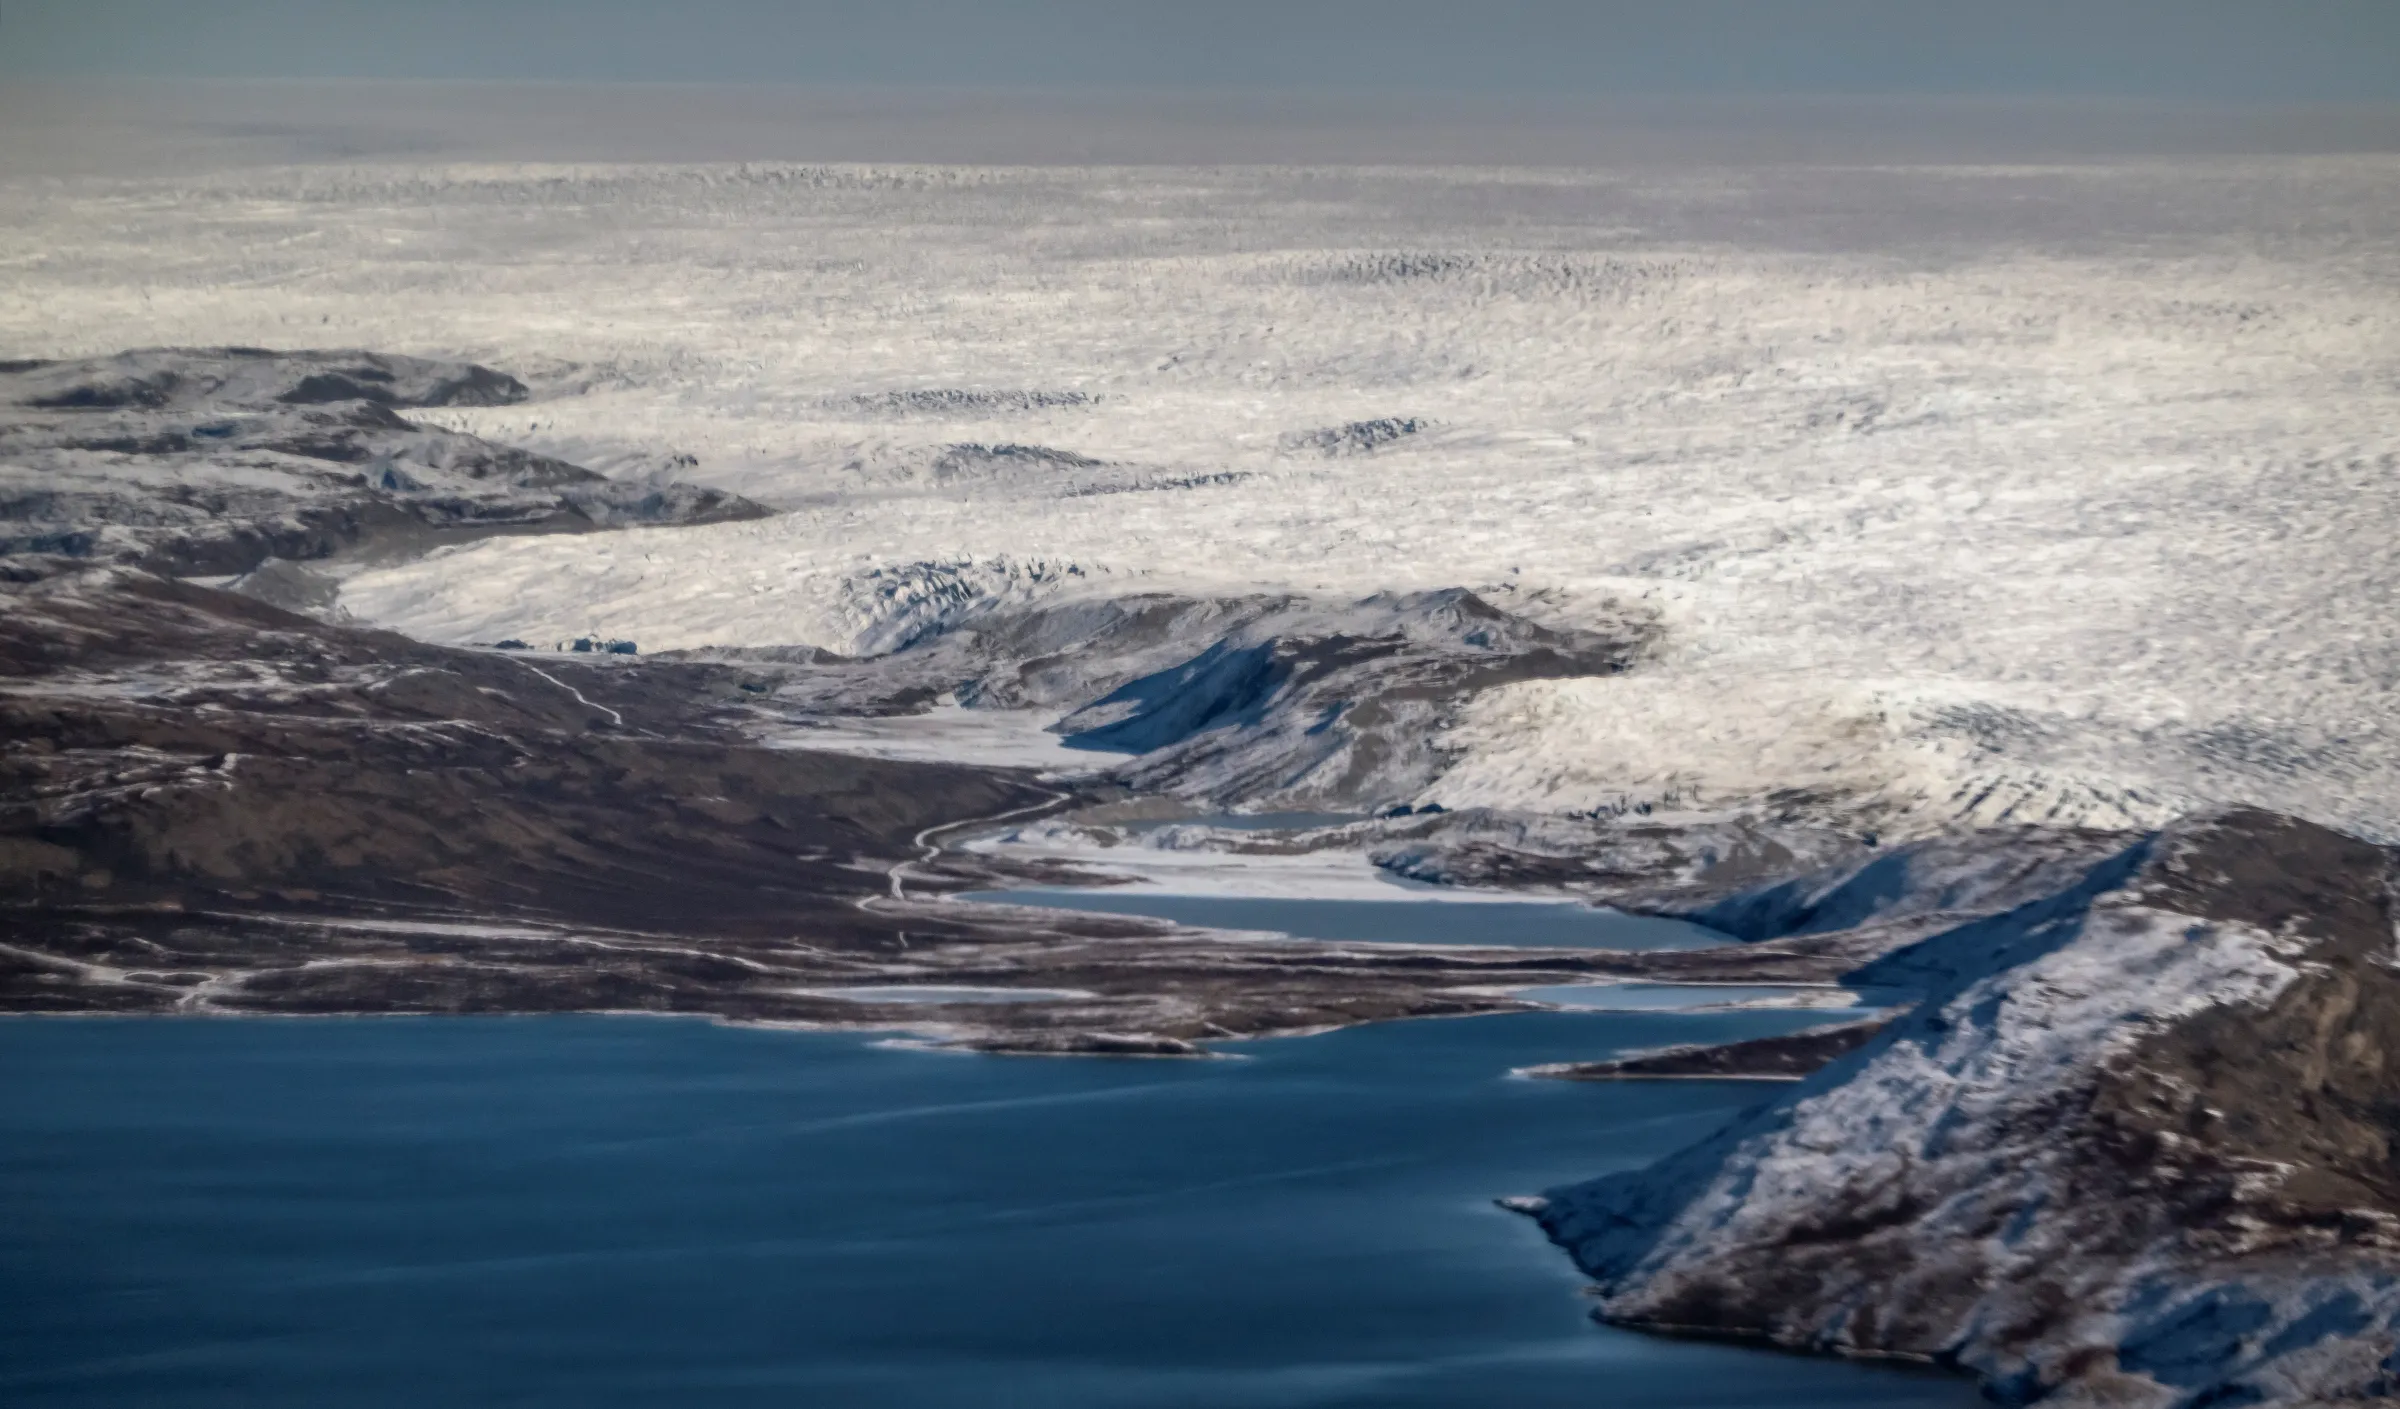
[1521,810,2400,1407]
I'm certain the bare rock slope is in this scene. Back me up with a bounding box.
[1,563,1742,1046]
[1524,810,2400,1407]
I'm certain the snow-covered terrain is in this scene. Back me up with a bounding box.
[3,159,2396,837]
[1523,810,2400,1407]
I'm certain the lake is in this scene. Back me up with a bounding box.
[958,889,1731,949]
[0,1012,1975,1408]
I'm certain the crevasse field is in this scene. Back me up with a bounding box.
[5,158,2396,836]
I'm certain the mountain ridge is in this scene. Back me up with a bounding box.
[1522,809,2400,1407]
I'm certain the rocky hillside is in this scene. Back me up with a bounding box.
[1521,810,2400,1407]
[705,583,1652,810]
[0,560,1050,964]
[0,347,764,578]
[1,560,1736,1048]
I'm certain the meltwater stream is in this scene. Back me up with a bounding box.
[0,1012,1973,1409]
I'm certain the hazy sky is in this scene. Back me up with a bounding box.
[6,0,2398,101]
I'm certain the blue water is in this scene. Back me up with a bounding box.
[961,890,1730,949]
[0,1013,1976,1408]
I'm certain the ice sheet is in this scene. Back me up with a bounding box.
[8,160,2396,835]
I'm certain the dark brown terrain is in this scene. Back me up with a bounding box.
[2,347,1919,1052]
[2,558,1876,1051]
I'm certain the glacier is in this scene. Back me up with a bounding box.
[4,157,2391,837]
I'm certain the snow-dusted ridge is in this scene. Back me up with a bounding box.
[0,348,766,580]
[1523,811,2400,1407]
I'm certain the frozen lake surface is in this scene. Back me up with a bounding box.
[960,887,1731,949]
[762,705,1108,773]
[0,1014,1976,1408]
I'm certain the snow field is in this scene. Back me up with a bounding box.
[4,159,2397,834]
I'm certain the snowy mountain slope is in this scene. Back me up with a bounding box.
[2,161,2396,836]
[1523,810,2400,1407]
[1686,826,2142,947]
[686,583,1650,806]
[1041,586,1647,805]
[1366,809,2134,948]
[0,347,529,413]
